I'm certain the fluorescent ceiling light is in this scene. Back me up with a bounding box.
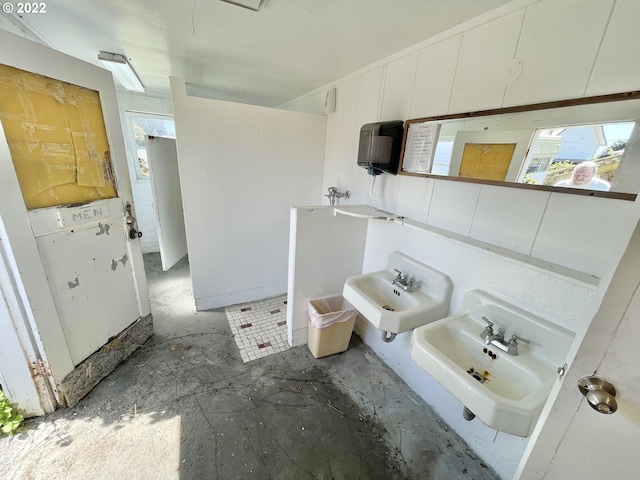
[98,51,145,94]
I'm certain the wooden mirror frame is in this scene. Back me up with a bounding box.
[398,91,640,201]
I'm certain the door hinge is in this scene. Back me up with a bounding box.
[30,359,52,378]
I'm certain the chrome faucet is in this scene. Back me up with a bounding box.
[325,186,351,206]
[391,269,420,292]
[480,316,530,355]
[480,316,494,340]
[505,335,530,355]
[484,327,506,346]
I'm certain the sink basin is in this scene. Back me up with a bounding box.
[411,290,575,437]
[343,252,452,334]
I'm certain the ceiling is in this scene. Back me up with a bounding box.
[5,0,513,107]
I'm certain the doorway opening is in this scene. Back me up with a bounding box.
[122,112,187,271]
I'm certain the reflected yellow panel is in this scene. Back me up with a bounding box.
[0,64,117,209]
[459,143,516,181]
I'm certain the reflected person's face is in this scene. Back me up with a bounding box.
[572,167,595,184]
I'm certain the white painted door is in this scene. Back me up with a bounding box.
[146,136,188,270]
[520,221,640,479]
[27,200,145,366]
[525,304,639,478]
[0,31,150,382]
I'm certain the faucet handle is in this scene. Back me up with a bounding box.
[480,316,494,339]
[510,334,530,345]
[481,316,494,327]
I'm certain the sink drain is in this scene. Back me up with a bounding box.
[382,304,395,311]
[467,367,486,383]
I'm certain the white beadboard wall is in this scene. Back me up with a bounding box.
[283,0,640,478]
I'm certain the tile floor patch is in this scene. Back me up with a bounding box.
[225,295,289,363]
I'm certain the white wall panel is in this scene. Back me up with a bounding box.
[531,193,638,276]
[371,172,400,214]
[410,36,462,118]
[351,68,387,206]
[356,67,385,124]
[449,9,525,113]
[380,53,418,121]
[323,78,359,204]
[470,185,549,255]
[505,0,614,106]
[377,54,420,213]
[287,207,368,346]
[171,78,326,309]
[427,180,481,235]
[395,176,434,222]
[587,0,640,95]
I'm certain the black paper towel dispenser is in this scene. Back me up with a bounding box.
[357,120,404,175]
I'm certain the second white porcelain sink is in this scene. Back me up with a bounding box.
[411,290,575,437]
[343,252,452,334]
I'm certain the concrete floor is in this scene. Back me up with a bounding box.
[1,253,498,480]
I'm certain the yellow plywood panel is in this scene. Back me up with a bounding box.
[0,64,116,209]
[459,143,516,181]
[28,182,108,209]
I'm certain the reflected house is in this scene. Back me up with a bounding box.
[525,124,609,185]
[554,125,606,162]
[523,134,562,182]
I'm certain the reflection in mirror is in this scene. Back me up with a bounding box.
[518,122,635,191]
[399,92,640,200]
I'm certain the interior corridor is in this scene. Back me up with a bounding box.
[0,254,498,479]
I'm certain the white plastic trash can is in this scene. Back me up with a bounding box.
[307,294,358,358]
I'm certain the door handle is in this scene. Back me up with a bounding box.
[125,202,143,240]
[577,376,618,414]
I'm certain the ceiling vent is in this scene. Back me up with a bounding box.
[220,0,266,11]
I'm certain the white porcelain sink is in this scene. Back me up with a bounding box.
[343,252,452,334]
[411,290,575,437]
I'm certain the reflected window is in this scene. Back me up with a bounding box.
[518,122,636,189]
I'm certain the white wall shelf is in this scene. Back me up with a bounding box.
[396,217,601,287]
[333,205,394,219]
[336,205,601,288]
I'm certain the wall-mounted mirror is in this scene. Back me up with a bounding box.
[399,92,640,200]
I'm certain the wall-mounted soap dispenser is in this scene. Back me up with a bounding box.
[357,120,404,175]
